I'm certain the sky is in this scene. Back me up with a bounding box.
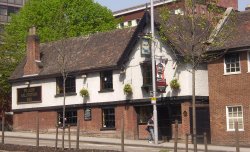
[95,0,249,12]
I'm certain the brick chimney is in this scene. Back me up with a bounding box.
[23,26,41,76]
[217,0,238,10]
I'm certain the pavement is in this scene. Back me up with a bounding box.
[0,131,250,152]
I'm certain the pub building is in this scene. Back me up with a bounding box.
[10,12,209,142]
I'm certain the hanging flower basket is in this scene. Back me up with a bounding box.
[123,84,132,95]
[80,88,89,97]
[170,79,180,90]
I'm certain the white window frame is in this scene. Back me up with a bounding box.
[224,53,241,75]
[226,105,244,131]
[127,20,132,27]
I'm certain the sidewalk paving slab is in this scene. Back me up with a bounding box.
[1,131,250,152]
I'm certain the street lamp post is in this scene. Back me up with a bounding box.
[150,0,159,144]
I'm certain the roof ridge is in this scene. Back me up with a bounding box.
[113,0,173,16]
[237,10,250,15]
[40,27,137,46]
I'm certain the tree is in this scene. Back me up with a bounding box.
[2,0,117,56]
[158,0,236,151]
[0,0,117,149]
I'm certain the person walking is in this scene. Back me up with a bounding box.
[147,115,154,143]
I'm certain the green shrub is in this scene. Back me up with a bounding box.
[170,79,180,90]
[123,84,132,95]
[80,88,89,97]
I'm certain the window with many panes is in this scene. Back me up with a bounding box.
[58,110,77,126]
[224,53,240,74]
[128,20,132,27]
[0,6,7,16]
[7,6,19,15]
[102,108,115,129]
[136,106,152,124]
[226,106,244,131]
[141,62,152,87]
[56,76,76,94]
[100,71,113,91]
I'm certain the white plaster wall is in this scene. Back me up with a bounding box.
[12,27,208,110]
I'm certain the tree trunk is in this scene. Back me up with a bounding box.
[62,76,66,150]
[1,111,4,144]
[192,67,197,152]
[36,112,39,148]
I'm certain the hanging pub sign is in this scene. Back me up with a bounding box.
[141,36,151,56]
[156,59,167,93]
[17,86,42,103]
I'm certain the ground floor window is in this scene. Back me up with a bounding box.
[136,106,152,124]
[58,110,77,126]
[226,106,244,131]
[102,108,115,129]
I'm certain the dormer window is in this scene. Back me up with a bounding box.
[100,70,113,91]
[224,53,240,74]
[120,22,124,29]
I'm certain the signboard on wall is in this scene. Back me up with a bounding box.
[17,86,42,103]
[84,107,92,121]
[141,37,151,56]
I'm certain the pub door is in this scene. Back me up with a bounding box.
[190,106,211,143]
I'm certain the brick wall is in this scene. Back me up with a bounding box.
[13,111,57,132]
[181,101,191,137]
[13,105,138,139]
[13,103,194,141]
[208,51,250,146]
[115,1,185,22]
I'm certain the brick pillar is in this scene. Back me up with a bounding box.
[181,101,191,137]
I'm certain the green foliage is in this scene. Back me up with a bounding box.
[170,79,180,90]
[159,1,236,68]
[123,84,132,95]
[3,0,117,57]
[80,88,89,97]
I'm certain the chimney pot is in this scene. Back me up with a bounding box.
[29,26,36,35]
[245,4,250,10]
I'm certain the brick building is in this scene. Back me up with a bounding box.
[9,12,209,141]
[9,2,250,146]
[0,0,27,24]
[208,10,250,146]
[113,0,238,28]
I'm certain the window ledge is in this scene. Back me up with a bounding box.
[223,72,241,76]
[55,92,77,97]
[58,124,77,128]
[100,127,116,131]
[98,89,114,93]
[17,101,42,105]
[227,129,244,132]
